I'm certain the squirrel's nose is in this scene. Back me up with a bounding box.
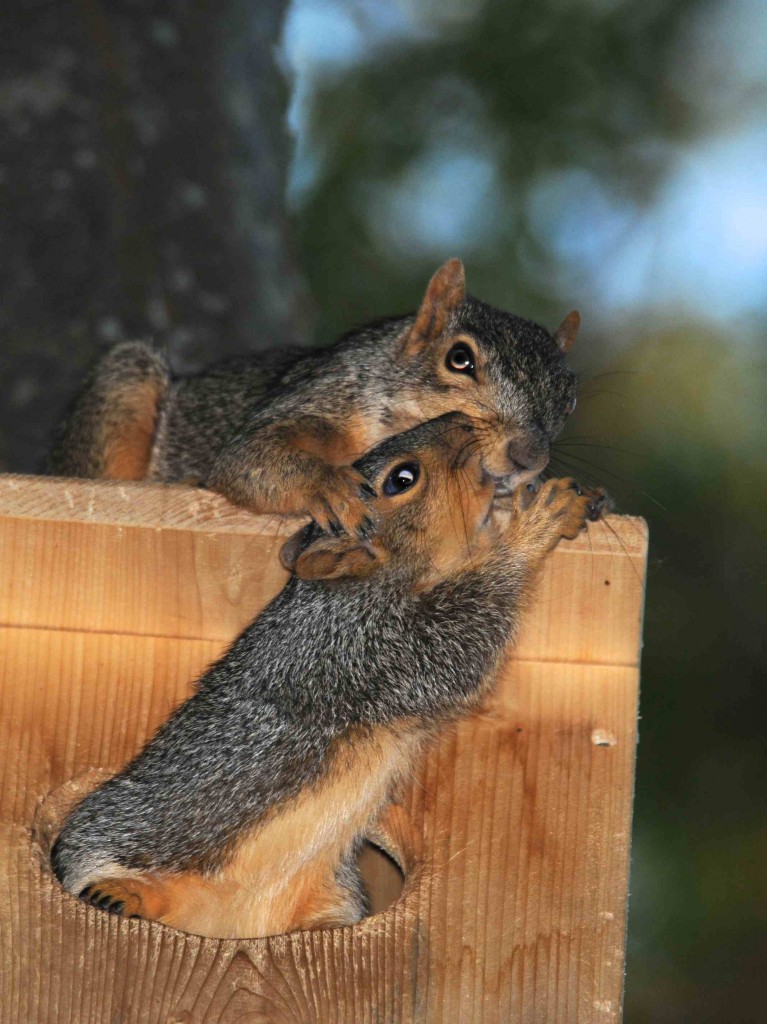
[506,438,548,475]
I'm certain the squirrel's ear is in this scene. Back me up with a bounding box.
[399,258,466,362]
[293,536,384,582]
[554,310,580,354]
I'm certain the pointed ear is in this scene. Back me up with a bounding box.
[399,258,466,362]
[554,310,580,354]
[293,535,384,582]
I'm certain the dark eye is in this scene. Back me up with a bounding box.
[446,343,475,376]
[383,461,420,496]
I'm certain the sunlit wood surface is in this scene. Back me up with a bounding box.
[0,475,647,1023]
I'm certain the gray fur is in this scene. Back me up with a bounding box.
[51,548,521,887]
[156,297,576,484]
[51,418,528,896]
[47,294,576,489]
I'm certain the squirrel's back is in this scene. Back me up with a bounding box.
[45,260,580,512]
[151,347,306,481]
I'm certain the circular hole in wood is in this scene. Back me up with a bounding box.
[357,840,405,916]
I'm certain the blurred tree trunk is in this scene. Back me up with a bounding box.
[0,0,310,472]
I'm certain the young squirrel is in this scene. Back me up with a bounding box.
[46,260,581,536]
[51,413,607,939]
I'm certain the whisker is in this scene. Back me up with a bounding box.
[600,515,644,586]
[575,388,632,402]
[554,440,642,458]
[579,370,639,382]
[548,452,667,512]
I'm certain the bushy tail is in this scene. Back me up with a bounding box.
[45,341,170,480]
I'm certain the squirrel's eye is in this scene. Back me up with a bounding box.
[446,343,475,376]
[383,461,420,496]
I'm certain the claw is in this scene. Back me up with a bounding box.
[587,493,608,521]
[356,516,375,540]
[585,488,611,522]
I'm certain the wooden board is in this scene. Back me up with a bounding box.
[0,475,648,1024]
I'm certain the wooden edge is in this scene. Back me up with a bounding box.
[0,474,647,555]
[563,513,647,557]
[0,474,290,536]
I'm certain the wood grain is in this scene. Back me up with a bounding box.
[0,474,647,1023]
[0,473,647,660]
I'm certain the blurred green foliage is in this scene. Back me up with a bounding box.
[286,1,767,1020]
[293,0,704,335]
[574,330,767,1020]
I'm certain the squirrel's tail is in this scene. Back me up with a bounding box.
[45,341,170,480]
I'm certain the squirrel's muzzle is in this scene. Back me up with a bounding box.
[505,437,549,477]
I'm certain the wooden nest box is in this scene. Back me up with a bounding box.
[0,476,647,1023]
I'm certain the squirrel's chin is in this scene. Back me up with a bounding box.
[490,469,538,497]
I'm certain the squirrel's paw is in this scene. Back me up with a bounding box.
[535,477,611,542]
[79,878,146,919]
[307,465,376,539]
[505,477,611,553]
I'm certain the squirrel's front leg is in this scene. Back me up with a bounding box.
[207,417,376,538]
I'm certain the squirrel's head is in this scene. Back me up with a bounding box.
[394,259,579,494]
[280,413,499,589]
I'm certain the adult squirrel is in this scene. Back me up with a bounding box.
[51,413,608,939]
[46,260,581,536]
